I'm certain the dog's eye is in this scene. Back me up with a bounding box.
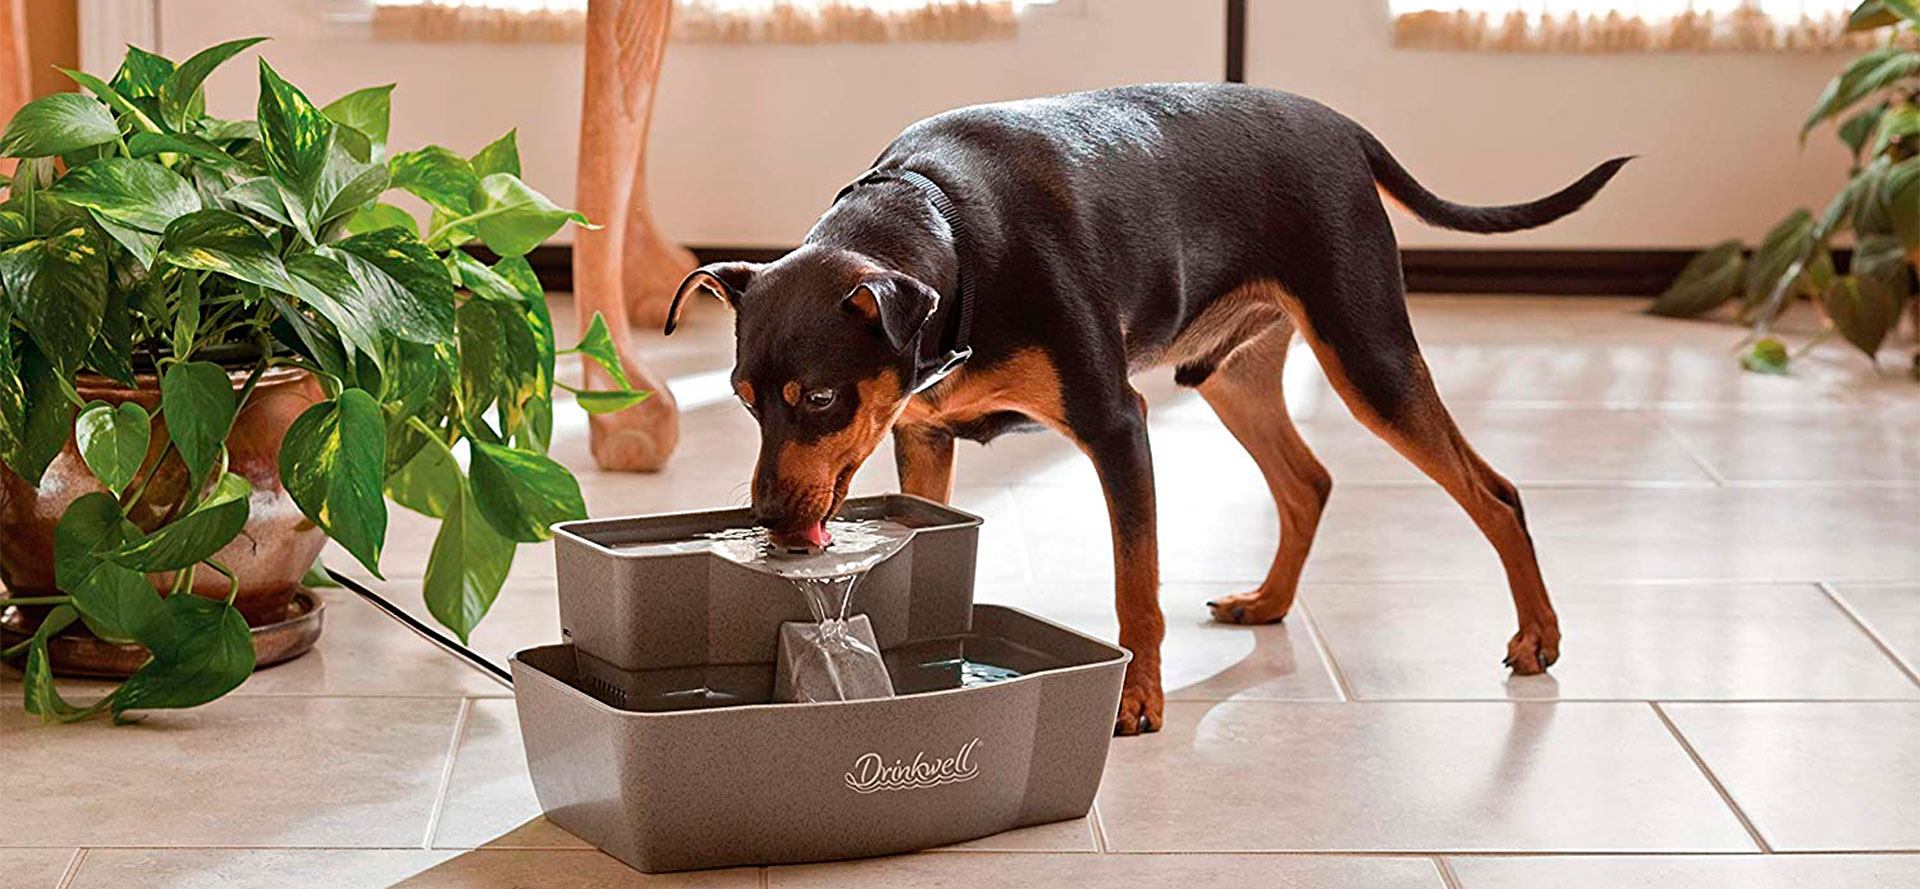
[802,387,837,411]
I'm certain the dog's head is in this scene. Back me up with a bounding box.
[665,246,942,547]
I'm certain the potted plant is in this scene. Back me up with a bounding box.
[0,38,643,722]
[1653,0,1919,378]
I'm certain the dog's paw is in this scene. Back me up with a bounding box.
[1114,675,1164,736]
[1503,625,1561,675]
[1205,589,1291,625]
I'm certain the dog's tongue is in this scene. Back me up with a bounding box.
[797,521,833,549]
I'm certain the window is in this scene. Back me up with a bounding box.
[1391,1,1869,52]
[368,0,1045,44]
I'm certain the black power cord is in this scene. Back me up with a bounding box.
[328,570,514,689]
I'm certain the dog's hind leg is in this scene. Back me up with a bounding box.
[1282,260,1561,674]
[1194,318,1332,626]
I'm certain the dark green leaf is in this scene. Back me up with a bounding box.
[88,282,136,386]
[447,249,520,302]
[312,143,390,230]
[91,211,160,270]
[256,57,334,205]
[160,360,238,483]
[343,202,416,237]
[172,271,201,358]
[157,208,296,293]
[112,593,255,715]
[1872,104,1920,157]
[22,605,87,720]
[1742,208,1819,319]
[0,223,109,369]
[48,157,202,233]
[160,37,267,132]
[470,173,591,257]
[467,440,584,543]
[1839,104,1886,162]
[199,117,260,142]
[127,131,243,169]
[0,93,119,158]
[61,68,159,133]
[325,227,457,344]
[1887,157,1920,249]
[388,145,477,217]
[386,426,460,519]
[2,340,76,484]
[421,455,514,643]
[106,472,251,572]
[110,46,175,101]
[470,129,520,178]
[280,389,387,575]
[321,84,394,163]
[53,493,171,646]
[75,400,151,494]
[268,294,350,382]
[457,299,503,418]
[219,177,293,227]
[1828,254,1910,360]
[1804,48,1920,138]
[563,312,630,387]
[285,252,385,366]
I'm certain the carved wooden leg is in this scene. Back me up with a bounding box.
[576,0,681,471]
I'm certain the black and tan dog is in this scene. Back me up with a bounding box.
[665,84,1628,735]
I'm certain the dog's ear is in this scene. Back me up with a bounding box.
[841,273,940,354]
[665,262,761,335]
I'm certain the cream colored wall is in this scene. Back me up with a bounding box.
[155,0,1845,249]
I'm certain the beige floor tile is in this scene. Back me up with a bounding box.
[65,848,754,889]
[1306,582,1920,701]
[1662,702,1920,851]
[1094,702,1755,852]
[231,588,507,697]
[988,582,1340,702]
[1446,854,1920,889]
[433,699,589,850]
[1655,407,1920,483]
[0,696,459,847]
[768,853,1443,888]
[1008,483,1920,586]
[5,848,77,889]
[934,815,1097,852]
[1831,584,1920,680]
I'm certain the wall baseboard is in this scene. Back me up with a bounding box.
[486,245,1739,299]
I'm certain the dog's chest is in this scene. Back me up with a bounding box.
[897,347,1066,439]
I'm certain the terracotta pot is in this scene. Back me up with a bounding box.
[0,366,328,626]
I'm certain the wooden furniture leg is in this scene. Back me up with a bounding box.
[576,0,682,471]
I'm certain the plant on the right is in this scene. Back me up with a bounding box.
[1653,0,1920,378]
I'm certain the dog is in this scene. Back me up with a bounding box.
[664,83,1628,735]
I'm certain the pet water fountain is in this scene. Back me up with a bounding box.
[506,493,1129,873]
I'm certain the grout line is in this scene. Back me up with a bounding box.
[1293,595,1353,702]
[759,865,770,889]
[420,698,474,851]
[1650,701,1773,854]
[1819,582,1920,688]
[1642,409,1728,487]
[1432,855,1464,889]
[1088,802,1110,854]
[55,848,86,889]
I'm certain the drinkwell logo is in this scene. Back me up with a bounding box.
[843,738,982,794]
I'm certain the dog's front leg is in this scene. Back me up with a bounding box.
[1076,409,1164,735]
[893,424,956,503]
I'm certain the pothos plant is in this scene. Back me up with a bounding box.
[0,38,644,722]
[1652,0,1920,378]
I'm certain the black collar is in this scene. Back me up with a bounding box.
[833,168,974,395]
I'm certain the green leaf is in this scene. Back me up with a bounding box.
[1804,48,1920,138]
[285,252,385,367]
[324,227,457,344]
[1828,251,1910,360]
[470,173,591,257]
[160,360,238,483]
[1886,157,1920,249]
[457,299,504,418]
[112,593,255,715]
[569,387,650,414]
[2,340,76,484]
[1839,104,1886,162]
[158,208,296,293]
[312,142,390,230]
[127,131,243,169]
[447,249,520,302]
[1740,337,1792,375]
[562,312,631,387]
[471,129,521,178]
[280,389,387,575]
[48,157,202,233]
[343,202,417,237]
[0,93,119,158]
[1871,105,1920,157]
[421,455,514,643]
[110,46,174,101]
[303,558,340,588]
[21,605,87,721]
[53,493,171,646]
[321,84,394,163]
[61,68,160,133]
[388,146,477,217]
[256,57,334,206]
[106,472,252,572]
[173,272,201,358]
[1849,1,1901,31]
[1877,0,1920,24]
[0,223,109,370]
[160,37,267,132]
[88,283,136,386]
[1742,208,1819,318]
[91,210,160,269]
[219,177,293,227]
[386,427,460,519]
[467,440,584,543]
[75,401,151,494]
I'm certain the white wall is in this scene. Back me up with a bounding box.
[155,0,1845,249]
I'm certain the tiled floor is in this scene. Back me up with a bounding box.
[5,296,1918,888]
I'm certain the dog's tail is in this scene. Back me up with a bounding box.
[1362,133,1632,235]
